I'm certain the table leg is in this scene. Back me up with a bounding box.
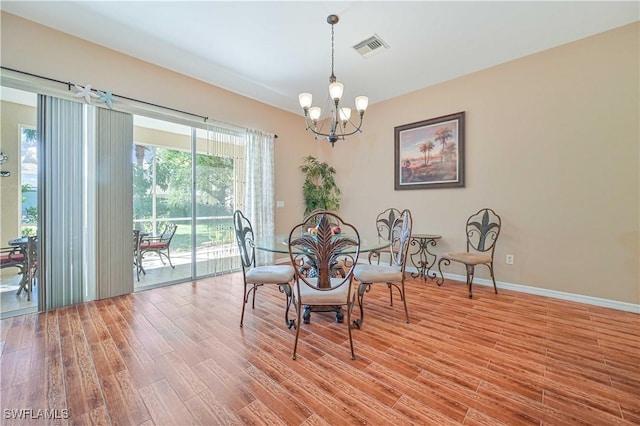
[410,237,439,281]
[303,305,344,324]
[301,259,345,324]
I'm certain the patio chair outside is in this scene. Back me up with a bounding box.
[140,222,178,269]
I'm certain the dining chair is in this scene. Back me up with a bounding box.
[133,230,143,281]
[288,210,361,360]
[22,236,38,301]
[1,244,28,296]
[353,209,412,327]
[368,207,401,265]
[140,222,177,268]
[1,236,38,301]
[0,246,26,272]
[233,210,295,328]
[299,208,347,279]
[436,208,501,298]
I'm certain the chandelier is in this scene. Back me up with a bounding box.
[298,14,369,147]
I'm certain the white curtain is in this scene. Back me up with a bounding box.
[243,129,275,265]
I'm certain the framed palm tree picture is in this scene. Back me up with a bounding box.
[394,111,465,190]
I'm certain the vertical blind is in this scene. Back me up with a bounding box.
[39,96,134,308]
[95,107,134,299]
[39,95,85,310]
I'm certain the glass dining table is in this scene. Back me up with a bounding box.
[254,233,390,255]
[254,232,391,324]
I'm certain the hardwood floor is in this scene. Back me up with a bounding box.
[1,273,639,425]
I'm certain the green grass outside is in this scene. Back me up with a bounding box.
[145,218,235,252]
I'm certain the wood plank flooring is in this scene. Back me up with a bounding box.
[1,273,639,425]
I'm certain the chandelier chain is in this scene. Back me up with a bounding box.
[330,23,335,80]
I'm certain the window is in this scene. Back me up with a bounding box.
[132,116,244,288]
[20,126,38,237]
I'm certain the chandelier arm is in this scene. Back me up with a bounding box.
[342,115,365,134]
[303,116,364,139]
[302,115,330,137]
[335,124,365,138]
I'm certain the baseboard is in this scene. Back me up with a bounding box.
[408,266,640,314]
[0,305,38,320]
[274,257,639,313]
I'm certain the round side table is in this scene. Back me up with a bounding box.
[409,234,442,281]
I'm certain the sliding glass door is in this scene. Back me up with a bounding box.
[0,87,39,317]
[132,116,193,287]
[132,118,242,289]
[1,74,251,317]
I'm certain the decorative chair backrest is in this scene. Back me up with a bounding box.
[466,208,501,255]
[133,230,141,250]
[233,210,255,269]
[160,223,177,242]
[389,209,413,272]
[288,211,360,293]
[375,208,402,240]
[25,236,38,271]
[23,236,39,282]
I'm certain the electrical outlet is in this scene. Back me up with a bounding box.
[505,254,514,265]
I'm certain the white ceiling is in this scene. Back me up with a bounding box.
[2,1,638,115]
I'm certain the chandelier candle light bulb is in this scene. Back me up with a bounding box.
[329,82,344,101]
[309,107,322,122]
[298,14,369,147]
[355,96,369,113]
[339,107,351,124]
[299,93,313,109]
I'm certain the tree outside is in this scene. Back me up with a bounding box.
[133,145,236,251]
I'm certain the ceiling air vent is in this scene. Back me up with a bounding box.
[352,34,389,58]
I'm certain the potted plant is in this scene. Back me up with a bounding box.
[299,155,341,216]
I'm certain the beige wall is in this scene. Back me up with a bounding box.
[322,22,639,304]
[1,12,638,305]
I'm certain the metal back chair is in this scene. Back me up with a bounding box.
[23,236,38,301]
[233,210,294,328]
[140,222,177,268]
[1,243,28,298]
[299,208,347,278]
[369,207,401,264]
[1,236,38,301]
[288,210,361,360]
[353,209,413,327]
[437,208,502,298]
[133,230,143,281]
[389,209,413,276]
[0,246,26,273]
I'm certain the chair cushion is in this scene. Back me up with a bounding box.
[441,251,492,265]
[142,242,168,250]
[294,277,351,305]
[246,265,294,284]
[354,264,402,283]
[1,253,25,265]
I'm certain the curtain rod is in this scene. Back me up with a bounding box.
[1,66,278,138]
[1,66,212,122]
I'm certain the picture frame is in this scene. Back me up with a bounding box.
[394,111,465,190]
